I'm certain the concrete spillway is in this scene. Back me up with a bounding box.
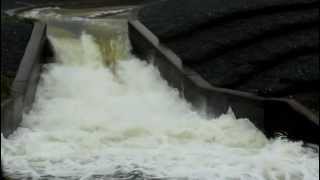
[1,7,319,180]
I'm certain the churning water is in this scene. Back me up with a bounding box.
[1,8,319,180]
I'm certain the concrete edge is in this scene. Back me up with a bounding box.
[129,19,265,128]
[129,20,266,101]
[129,20,183,69]
[11,22,46,96]
[269,98,319,125]
[128,19,319,144]
[1,22,47,137]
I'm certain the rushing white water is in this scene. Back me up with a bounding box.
[20,6,133,21]
[1,20,319,180]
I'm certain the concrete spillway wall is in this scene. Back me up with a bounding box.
[128,20,319,145]
[0,20,318,145]
[1,22,46,137]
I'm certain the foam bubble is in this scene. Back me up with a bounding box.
[1,30,318,180]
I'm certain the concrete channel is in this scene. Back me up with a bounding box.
[1,22,47,137]
[128,20,319,145]
[2,19,318,143]
[1,8,319,179]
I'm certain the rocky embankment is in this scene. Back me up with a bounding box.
[1,0,319,115]
[1,12,33,100]
[139,0,319,115]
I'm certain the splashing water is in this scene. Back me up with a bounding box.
[19,6,134,22]
[1,19,319,180]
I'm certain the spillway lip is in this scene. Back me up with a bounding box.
[4,1,152,19]
[5,5,59,17]
[128,19,319,141]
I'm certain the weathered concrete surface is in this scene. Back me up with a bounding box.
[1,23,46,138]
[138,0,319,115]
[129,20,265,134]
[129,20,319,144]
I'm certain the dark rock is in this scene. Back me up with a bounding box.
[138,0,319,113]
[139,0,318,40]
[166,9,318,64]
[1,13,33,100]
[1,76,13,100]
[238,53,319,95]
[1,14,33,77]
[193,27,318,87]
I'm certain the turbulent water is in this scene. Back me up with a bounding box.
[1,11,319,180]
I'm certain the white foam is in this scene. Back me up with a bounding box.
[20,7,62,20]
[19,6,132,22]
[1,30,318,180]
[87,9,133,18]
